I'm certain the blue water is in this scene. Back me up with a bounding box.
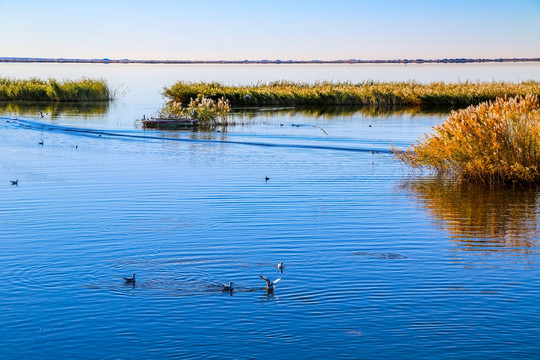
[1,63,540,359]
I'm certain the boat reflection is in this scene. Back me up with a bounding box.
[401,178,540,255]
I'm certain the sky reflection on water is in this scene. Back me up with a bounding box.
[1,63,539,359]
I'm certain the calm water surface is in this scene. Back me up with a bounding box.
[1,63,540,359]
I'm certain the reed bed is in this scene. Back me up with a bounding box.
[0,77,112,101]
[163,80,540,108]
[396,95,540,184]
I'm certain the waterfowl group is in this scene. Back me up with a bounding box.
[219,262,286,294]
[122,261,287,295]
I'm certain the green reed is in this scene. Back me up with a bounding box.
[396,95,540,185]
[0,77,112,101]
[163,80,540,108]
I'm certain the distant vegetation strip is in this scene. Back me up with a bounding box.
[163,80,540,108]
[0,77,111,101]
[1,56,539,64]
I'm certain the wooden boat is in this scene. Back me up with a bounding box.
[142,117,199,129]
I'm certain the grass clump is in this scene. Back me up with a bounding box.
[0,77,112,101]
[159,95,230,126]
[396,95,540,184]
[163,80,540,109]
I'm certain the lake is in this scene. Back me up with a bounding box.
[1,62,540,359]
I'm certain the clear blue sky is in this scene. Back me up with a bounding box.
[1,0,539,60]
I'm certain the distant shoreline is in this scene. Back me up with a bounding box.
[1,57,539,65]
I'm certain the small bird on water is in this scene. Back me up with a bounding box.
[10,180,18,186]
[38,141,44,146]
[220,282,234,291]
[259,275,281,292]
[123,273,136,283]
[265,176,270,183]
[277,262,285,273]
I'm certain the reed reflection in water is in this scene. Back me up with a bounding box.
[234,104,447,119]
[402,179,540,259]
[0,100,109,118]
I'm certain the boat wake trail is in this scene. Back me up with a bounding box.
[3,117,394,154]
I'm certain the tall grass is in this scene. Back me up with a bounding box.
[396,95,540,184]
[163,80,540,108]
[0,77,112,101]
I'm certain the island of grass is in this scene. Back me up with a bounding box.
[163,80,540,109]
[395,95,540,185]
[0,77,112,102]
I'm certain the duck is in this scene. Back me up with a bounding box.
[277,262,285,273]
[220,282,234,291]
[123,273,136,283]
[259,275,281,291]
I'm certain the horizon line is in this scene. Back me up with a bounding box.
[1,56,539,65]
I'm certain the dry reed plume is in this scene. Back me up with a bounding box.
[396,95,540,184]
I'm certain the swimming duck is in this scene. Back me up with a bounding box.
[220,282,234,291]
[123,273,136,283]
